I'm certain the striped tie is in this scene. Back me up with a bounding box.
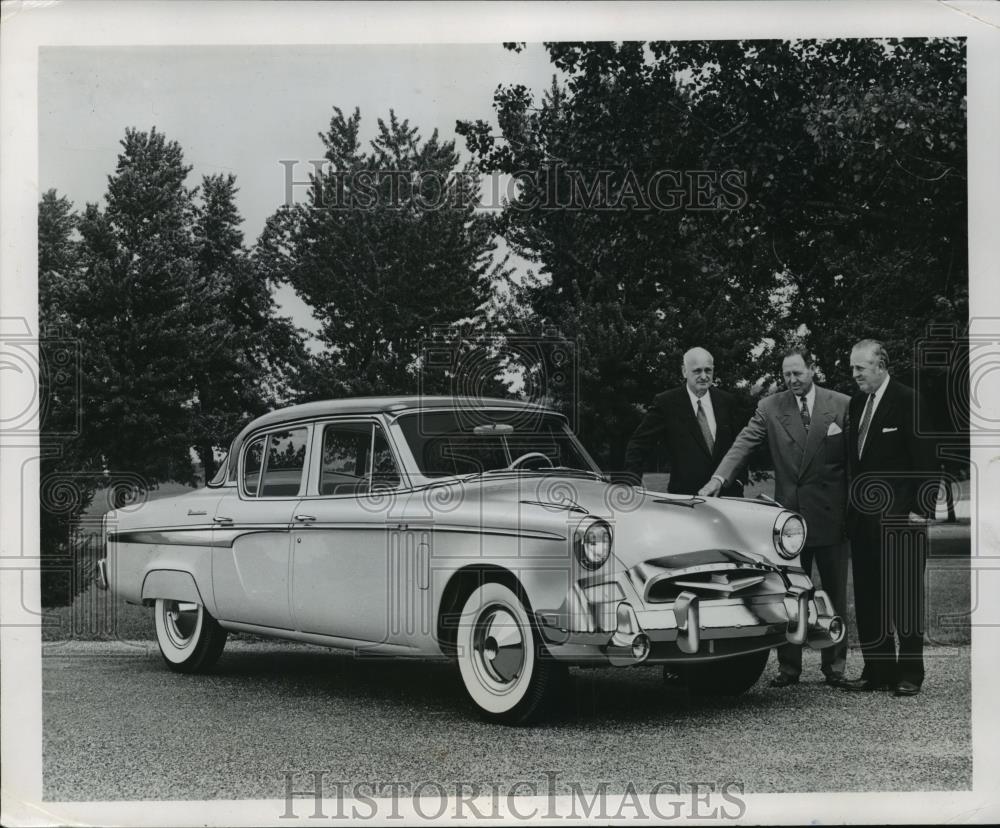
[697,399,714,452]
[857,393,876,457]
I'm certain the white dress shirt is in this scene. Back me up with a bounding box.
[868,375,891,414]
[687,386,717,440]
[858,375,891,456]
[795,384,816,418]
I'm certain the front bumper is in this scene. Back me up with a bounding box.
[537,585,844,667]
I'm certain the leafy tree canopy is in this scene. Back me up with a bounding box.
[458,39,967,466]
[263,108,512,399]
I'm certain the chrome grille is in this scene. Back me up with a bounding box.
[646,568,785,603]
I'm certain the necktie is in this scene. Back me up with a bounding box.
[696,399,714,452]
[857,393,876,457]
[798,395,811,432]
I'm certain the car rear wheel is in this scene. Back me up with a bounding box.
[457,582,567,725]
[153,598,228,673]
[667,648,769,697]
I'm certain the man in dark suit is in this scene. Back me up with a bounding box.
[699,347,851,687]
[624,347,746,496]
[841,339,938,697]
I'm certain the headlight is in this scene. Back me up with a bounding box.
[575,520,613,570]
[773,512,806,559]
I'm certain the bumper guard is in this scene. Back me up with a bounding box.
[544,583,845,666]
[96,558,109,591]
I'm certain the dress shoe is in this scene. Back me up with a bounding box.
[769,674,799,688]
[893,680,921,697]
[824,674,850,688]
[837,678,893,692]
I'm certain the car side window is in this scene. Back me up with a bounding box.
[242,436,265,497]
[320,422,401,496]
[320,422,370,495]
[259,428,309,497]
[371,426,401,490]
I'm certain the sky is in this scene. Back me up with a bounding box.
[38,44,558,330]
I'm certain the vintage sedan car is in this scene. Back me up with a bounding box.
[98,396,844,724]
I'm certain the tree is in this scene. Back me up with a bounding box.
[38,190,103,606]
[267,108,512,399]
[649,39,967,392]
[37,130,313,605]
[459,44,773,465]
[189,174,308,481]
[458,39,967,469]
[70,127,204,497]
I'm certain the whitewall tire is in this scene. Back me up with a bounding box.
[153,598,228,673]
[457,581,567,724]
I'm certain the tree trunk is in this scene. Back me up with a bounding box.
[199,444,217,485]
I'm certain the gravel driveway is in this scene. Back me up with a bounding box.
[42,640,970,801]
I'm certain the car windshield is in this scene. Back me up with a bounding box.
[396,409,601,478]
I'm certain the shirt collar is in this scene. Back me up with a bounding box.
[687,385,712,410]
[795,384,816,410]
[870,375,891,407]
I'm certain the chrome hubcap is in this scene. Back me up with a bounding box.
[475,606,524,686]
[163,600,199,648]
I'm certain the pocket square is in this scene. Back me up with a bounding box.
[826,422,843,436]
[882,426,898,433]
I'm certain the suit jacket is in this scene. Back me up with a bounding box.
[846,378,938,536]
[624,386,746,496]
[713,386,850,547]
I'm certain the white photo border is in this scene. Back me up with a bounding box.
[2,0,998,824]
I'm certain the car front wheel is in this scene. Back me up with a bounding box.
[153,598,228,673]
[667,648,769,697]
[457,582,567,725]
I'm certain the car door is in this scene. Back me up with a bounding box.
[211,424,311,629]
[290,419,422,645]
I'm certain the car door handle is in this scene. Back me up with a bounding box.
[295,514,316,522]
[213,516,234,524]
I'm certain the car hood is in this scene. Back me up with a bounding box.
[427,473,797,570]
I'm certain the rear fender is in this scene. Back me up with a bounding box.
[141,569,205,607]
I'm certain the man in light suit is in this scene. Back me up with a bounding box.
[624,347,747,496]
[840,339,938,697]
[699,347,850,687]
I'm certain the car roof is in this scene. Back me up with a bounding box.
[245,395,555,430]
[225,396,562,470]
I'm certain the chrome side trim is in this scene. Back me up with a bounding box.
[109,527,285,548]
[216,620,438,657]
[290,522,566,541]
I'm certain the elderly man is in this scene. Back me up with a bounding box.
[840,339,937,697]
[624,347,746,496]
[699,347,851,687]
